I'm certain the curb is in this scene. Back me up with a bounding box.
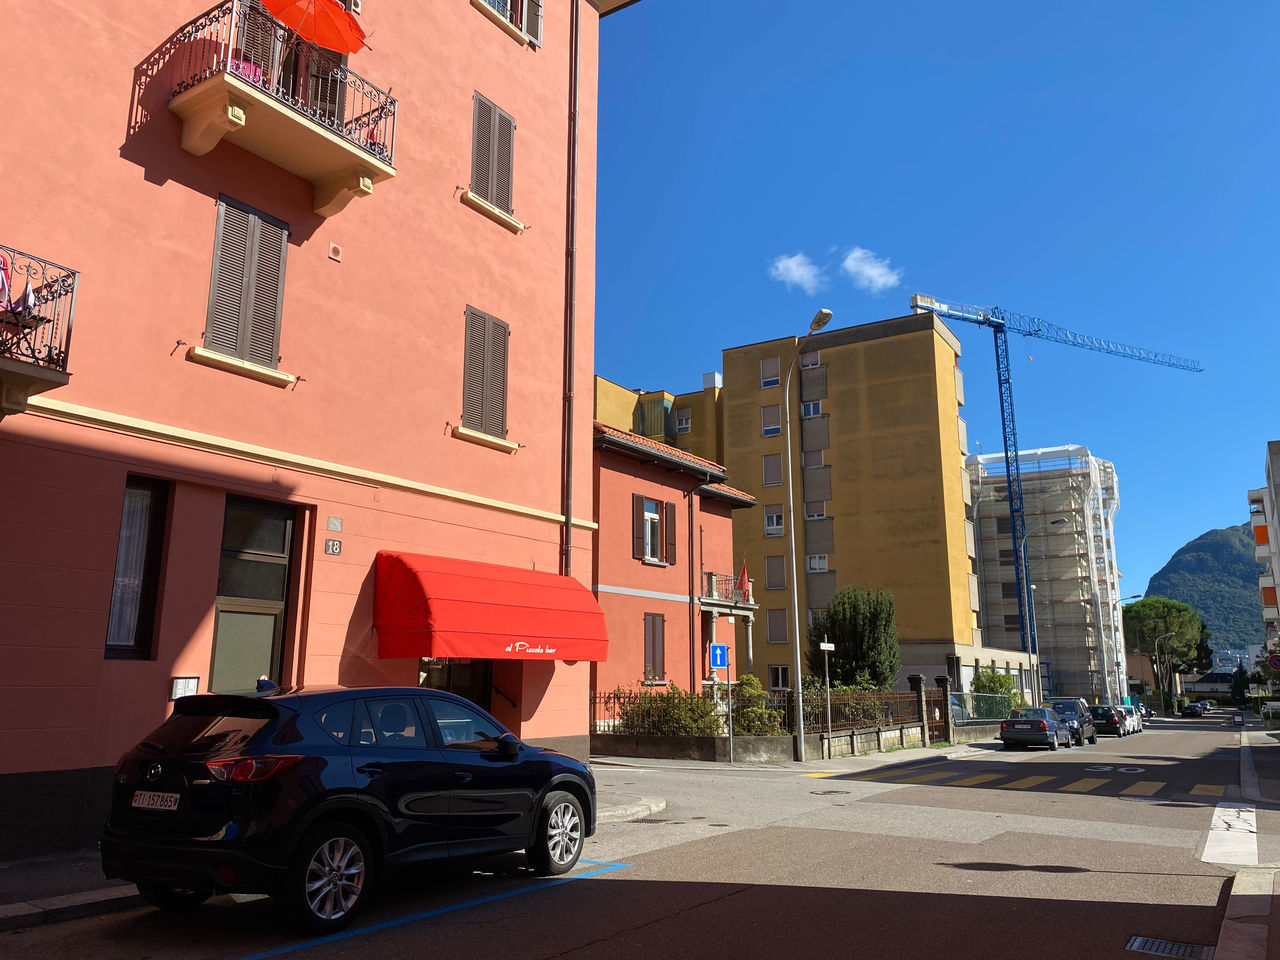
[0,885,143,932]
[598,797,667,824]
[1215,867,1276,960]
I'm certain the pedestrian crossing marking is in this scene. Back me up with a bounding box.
[947,774,1004,787]
[898,770,955,784]
[1120,781,1165,796]
[1059,778,1109,793]
[999,776,1055,790]
[852,768,940,781]
[1191,784,1225,797]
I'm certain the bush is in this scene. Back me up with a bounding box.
[730,674,785,736]
[971,665,1024,714]
[612,685,721,737]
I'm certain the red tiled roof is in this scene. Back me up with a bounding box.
[593,421,727,474]
[704,482,755,503]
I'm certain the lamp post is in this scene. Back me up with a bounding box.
[784,308,832,762]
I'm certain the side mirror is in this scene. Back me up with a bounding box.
[498,734,520,759]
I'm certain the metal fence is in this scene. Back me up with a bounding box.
[951,692,1011,725]
[171,0,397,164]
[701,571,753,604]
[1,243,78,372]
[803,690,921,733]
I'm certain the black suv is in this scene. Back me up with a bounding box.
[101,686,596,931]
[1044,697,1098,746]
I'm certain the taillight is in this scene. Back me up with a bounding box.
[1035,720,1049,731]
[1000,721,1008,731]
[207,755,303,782]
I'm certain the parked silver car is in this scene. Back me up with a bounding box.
[1119,704,1142,733]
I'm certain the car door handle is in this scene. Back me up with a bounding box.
[453,771,473,783]
[356,763,384,777]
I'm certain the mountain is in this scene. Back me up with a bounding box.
[1145,523,1265,651]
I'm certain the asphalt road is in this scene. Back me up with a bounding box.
[6,716,1273,960]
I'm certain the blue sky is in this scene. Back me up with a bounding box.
[594,1,1279,596]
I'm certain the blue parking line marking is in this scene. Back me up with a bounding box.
[233,859,632,960]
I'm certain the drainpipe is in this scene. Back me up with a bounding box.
[559,0,581,577]
[688,482,698,685]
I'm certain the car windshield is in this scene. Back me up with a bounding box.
[136,696,279,757]
[1050,702,1079,715]
[1089,706,1111,717]
[1008,708,1046,719]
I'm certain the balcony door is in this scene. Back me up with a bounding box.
[210,496,296,694]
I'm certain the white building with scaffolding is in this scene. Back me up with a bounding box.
[967,445,1127,701]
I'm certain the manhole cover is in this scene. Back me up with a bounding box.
[1125,936,1213,959]
[811,789,851,796]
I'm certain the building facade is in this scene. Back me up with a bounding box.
[1247,441,1280,683]
[969,445,1125,701]
[0,0,637,860]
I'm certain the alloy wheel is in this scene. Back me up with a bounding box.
[546,800,583,866]
[304,836,366,920]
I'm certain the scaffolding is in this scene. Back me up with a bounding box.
[967,445,1125,702]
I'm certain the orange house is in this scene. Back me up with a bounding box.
[591,423,756,696]
[0,0,638,860]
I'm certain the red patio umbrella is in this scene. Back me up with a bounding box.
[260,0,368,55]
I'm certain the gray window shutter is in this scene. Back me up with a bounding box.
[483,315,508,437]
[471,93,493,203]
[206,202,251,357]
[462,308,487,431]
[523,0,542,45]
[632,494,645,559]
[245,218,286,369]
[664,502,676,564]
[492,107,515,215]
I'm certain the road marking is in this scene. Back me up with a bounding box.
[1059,778,1108,793]
[1201,803,1258,866]
[898,771,956,784]
[999,776,1055,790]
[948,774,1004,787]
[853,768,934,781]
[1120,781,1165,796]
[230,859,632,960]
[1191,784,1226,797]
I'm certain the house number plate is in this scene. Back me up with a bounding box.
[324,539,342,556]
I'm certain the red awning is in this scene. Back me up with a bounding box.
[373,551,609,662]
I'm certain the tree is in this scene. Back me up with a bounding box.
[970,665,1024,716]
[806,586,900,689]
[1123,596,1207,696]
[1231,661,1249,706]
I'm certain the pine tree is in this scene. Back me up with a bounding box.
[807,586,900,689]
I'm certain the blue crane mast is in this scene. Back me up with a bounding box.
[908,294,1203,695]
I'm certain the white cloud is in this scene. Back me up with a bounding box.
[769,252,822,295]
[840,246,903,294]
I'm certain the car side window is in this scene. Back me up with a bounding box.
[314,700,354,744]
[354,698,427,748]
[427,698,505,750]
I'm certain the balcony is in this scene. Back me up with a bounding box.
[168,0,396,216]
[700,572,754,607]
[0,244,77,418]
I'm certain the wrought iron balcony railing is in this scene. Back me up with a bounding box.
[701,571,753,605]
[1,244,77,373]
[171,0,396,166]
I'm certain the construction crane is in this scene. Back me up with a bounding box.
[908,294,1203,698]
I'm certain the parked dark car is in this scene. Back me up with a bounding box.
[101,686,596,931]
[1090,704,1127,736]
[1182,701,1205,717]
[1000,707,1072,751]
[1044,697,1098,746]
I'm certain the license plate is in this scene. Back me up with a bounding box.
[1014,722,1031,729]
[132,790,180,812]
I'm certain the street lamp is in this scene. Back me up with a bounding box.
[784,308,832,762]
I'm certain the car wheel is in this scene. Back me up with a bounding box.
[284,821,373,933]
[1049,735,1058,751]
[1088,733,1098,745]
[526,790,584,876]
[136,881,212,911]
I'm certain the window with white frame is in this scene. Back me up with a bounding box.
[762,453,782,486]
[768,664,791,690]
[764,555,785,589]
[764,504,783,537]
[806,554,828,573]
[761,404,781,437]
[643,498,662,561]
[801,400,821,419]
[802,450,823,469]
[760,356,780,388]
[805,501,826,520]
[766,609,788,645]
[799,350,820,369]
[675,408,691,434]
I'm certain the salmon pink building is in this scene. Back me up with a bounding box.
[0,0,639,860]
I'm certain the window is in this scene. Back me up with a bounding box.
[315,701,353,744]
[462,306,509,438]
[766,609,788,644]
[1001,581,1018,599]
[799,350,820,369]
[768,664,791,691]
[801,400,821,419]
[998,548,1014,566]
[105,476,170,658]
[805,501,826,520]
[632,494,676,564]
[471,92,516,215]
[760,356,780,388]
[355,698,427,748]
[806,555,828,573]
[761,404,781,437]
[204,196,288,369]
[676,408,691,434]
[1003,614,1021,629]
[479,0,543,44]
[764,556,785,590]
[996,516,1012,535]
[428,697,504,749]
[764,504,784,537]
[762,453,782,487]
[802,450,823,469]
[644,613,665,681]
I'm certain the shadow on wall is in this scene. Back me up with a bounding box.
[336,563,415,688]
[122,10,324,244]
